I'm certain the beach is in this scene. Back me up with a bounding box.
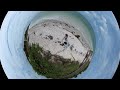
[27,19,92,63]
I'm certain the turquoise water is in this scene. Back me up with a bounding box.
[30,11,95,51]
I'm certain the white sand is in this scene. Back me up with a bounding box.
[28,20,90,63]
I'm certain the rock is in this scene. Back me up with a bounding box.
[75,35,80,38]
[48,35,53,40]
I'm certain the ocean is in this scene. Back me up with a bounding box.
[29,11,95,51]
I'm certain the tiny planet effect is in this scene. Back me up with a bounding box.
[0,11,120,79]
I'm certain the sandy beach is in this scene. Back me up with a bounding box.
[27,20,92,63]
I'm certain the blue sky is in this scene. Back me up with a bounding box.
[0,11,120,79]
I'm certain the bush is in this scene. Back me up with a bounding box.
[24,29,90,79]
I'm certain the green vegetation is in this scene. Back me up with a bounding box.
[24,28,91,79]
[62,60,90,78]
[25,43,80,79]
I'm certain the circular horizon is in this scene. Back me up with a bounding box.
[0,11,120,79]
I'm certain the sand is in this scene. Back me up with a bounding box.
[27,20,91,63]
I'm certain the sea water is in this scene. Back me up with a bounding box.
[1,11,119,79]
[29,11,95,51]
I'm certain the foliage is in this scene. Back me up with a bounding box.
[24,29,90,79]
[26,43,81,78]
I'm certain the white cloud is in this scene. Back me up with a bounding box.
[84,11,90,15]
[91,11,97,17]
[101,16,107,23]
[100,26,107,34]
[101,16,107,28]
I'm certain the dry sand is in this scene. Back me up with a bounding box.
[28,20,91,63]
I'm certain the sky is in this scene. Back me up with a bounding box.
[0,11,120,79]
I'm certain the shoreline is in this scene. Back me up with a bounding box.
[24,19,93,79]
[28,19,93,63]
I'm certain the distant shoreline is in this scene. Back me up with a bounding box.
[28,19,92,62]
[24,19,93,79]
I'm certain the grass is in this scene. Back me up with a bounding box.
[24,28,91,79]
[62,60,90,78]
[26,43,80,78]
